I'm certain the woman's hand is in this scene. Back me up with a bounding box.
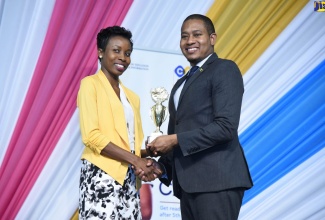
[132,158,159,182]
[133,158,163,181]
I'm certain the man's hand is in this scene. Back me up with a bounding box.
[132,158,157,181]
[133,158,164,181]
[144,139,156,157]
[146,134,178,156]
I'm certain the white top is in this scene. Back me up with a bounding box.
[119,84,135,151]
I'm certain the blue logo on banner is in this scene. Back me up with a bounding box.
[314,1,325,11]
[174,65,184,77]
[159,183,172,196]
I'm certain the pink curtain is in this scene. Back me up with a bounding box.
[0,0,133,218]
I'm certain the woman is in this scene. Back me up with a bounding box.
[77,26,158,219]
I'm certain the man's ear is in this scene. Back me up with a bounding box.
[210,33,217,46]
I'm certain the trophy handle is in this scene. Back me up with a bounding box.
[162,106,168,122]
[150,103,165,133]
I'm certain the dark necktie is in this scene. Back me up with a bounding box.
[185,66,199,83]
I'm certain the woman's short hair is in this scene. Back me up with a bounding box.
[97,26,133,57]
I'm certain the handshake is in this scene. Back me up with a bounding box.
[132,134,177,182]
[132,157,163,182]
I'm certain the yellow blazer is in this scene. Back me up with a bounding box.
[77,69,144,189]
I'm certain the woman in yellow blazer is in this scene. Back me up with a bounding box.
[77,26,158,219]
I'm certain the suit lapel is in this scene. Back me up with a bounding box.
[178,53,218,106]
[169,75,187,113]
[98,70,129,147]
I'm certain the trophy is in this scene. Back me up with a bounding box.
[148,87,169,143]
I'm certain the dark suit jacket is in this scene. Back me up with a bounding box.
[159,53,253,199]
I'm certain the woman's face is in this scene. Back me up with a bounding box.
[99,36,132,79]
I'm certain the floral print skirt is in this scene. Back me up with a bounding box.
[79,159,141,220]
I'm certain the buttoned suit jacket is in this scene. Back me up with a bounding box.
[159,53,253,198]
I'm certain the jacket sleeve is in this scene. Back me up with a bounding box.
[158,151,173,186]
[77,78,111,155]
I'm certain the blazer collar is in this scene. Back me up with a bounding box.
[97,70,130,147]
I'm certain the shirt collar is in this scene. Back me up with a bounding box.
[192,53,213,68]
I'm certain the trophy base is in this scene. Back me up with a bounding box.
[147,132,163,143]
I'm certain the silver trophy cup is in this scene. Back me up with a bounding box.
[148,87,169,143]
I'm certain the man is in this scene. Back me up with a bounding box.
[147,14,253,219]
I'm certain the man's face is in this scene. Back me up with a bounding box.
[180,19,216,66]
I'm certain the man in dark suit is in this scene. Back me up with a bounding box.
[146,14,253,220]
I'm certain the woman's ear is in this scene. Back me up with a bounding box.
[98,49,103,60]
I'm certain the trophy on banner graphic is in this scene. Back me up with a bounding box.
[147,87,169,143]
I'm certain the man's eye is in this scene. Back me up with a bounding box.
[126,52,131,57]
[114,49,120,53]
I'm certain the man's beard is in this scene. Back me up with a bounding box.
[186,57,200,66]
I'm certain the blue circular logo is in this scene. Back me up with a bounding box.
[174,65,184,77]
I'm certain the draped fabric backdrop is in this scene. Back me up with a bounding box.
[0,0,324,219]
